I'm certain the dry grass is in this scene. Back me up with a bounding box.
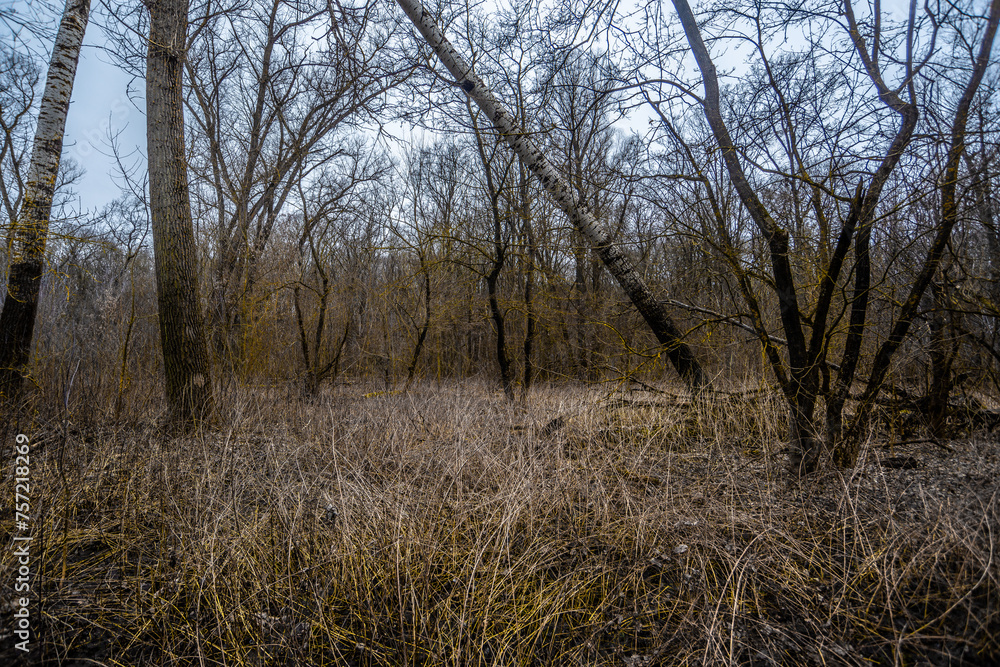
[2,381,998,666]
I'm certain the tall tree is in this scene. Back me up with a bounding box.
[395,0,707,391]
[467,99,517,400]
[837,0,1000,465]
[545,52,623,380]
[184,0,412,372]
[0,0,90,402]
[145,0,213,423]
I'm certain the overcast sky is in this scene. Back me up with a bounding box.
[3,1,147,214]
[12,0,916,217]
[64,34,147,214]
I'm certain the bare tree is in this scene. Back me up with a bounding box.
[0,0,90,402]
[466,99,517,399]
[661,0,1000,471]
[144,0,213,423]
[0,48,40,230]
[393,143,457,390]
[838,0,1000,465]
[290,145,388,395]
[543,52,629,380]
[183,0,413,371]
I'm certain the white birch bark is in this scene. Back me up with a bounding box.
[394,0,706,389]
[0,0,91,399]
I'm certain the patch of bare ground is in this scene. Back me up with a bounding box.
[1,381,997,665]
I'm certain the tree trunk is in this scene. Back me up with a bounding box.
[926,279,959,439]
[404,260,431,391]
[0,0,90,402]
[395,0,706,391]
[146,0,213,424]
[487,265,514,400]
[520,165,536,398]
[834,0,1000,467]
[468,100,516,400]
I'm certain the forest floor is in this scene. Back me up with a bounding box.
[1,381,998,666]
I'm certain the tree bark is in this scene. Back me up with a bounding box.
[146,0,213,424]
[395,0,706,391]
[0,0,90,402]
[834,0,1000,467]
[519,164,536,397]
[404,254,432,391]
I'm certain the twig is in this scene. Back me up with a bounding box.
[881,438,955,453]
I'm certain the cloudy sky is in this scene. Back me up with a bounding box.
[4,1,146,214]
[64,34,146,214]
[9,0,826,216]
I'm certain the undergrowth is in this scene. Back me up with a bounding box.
[1,382,997,665]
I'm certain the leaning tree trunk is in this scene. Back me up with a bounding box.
[145,0,213,424]
[395,0,707,391]
[0,0,90,402]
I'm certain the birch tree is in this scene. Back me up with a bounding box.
[394,0,707,391]
[0,0,89,402]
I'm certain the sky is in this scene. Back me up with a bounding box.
[5,0,750,218]
[7,0,920,216]
[63,36,146,214]
[3,1,147,214]
[18,0,658,216]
